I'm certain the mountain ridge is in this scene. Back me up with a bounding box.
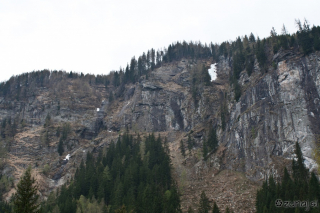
[1,21,320,212]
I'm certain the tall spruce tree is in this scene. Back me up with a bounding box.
[180,140,186,158]
[309,172,320,200]
[187,135,193,155]
[57,138,64,156]
[212,202,220,213]
[198,191,210,213]
[13,166,40,213]
[249,33,256,42]
[201,64,211,86]
[292,142,308,183]
[203,141,208,159]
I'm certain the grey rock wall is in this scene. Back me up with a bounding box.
[220,51,320,181]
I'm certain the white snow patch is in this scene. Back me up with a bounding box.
[97,108,100,112]
[64,154,71,161]
[208,63,217,81]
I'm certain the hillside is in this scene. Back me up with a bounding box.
[1,20,320,212]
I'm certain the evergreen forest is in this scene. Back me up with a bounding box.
[40,133,181,213]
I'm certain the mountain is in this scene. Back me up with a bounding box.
[1,20,320,212]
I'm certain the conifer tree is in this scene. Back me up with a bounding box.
[225,207,231,213]
[164,136,170,155]
[234,79,241,102]
[201,65,211,86]
[292,142,308,183]
[108,91,114,103]
[308,172,319,200]
[44,113,51,128]
[249,33,256,42]
[203,141,208,159]
[198,191,210,213]
[57,138,64,156]
[282,167,293,200]
[13,166,40,213]
[255,37,267,69]
[187,135,193,155]
[180,140,186,158]
[296,19,313,55]
[220,102,227,131]
[281,24,288,35]
[212,202,220,213]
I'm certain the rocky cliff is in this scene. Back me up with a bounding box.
[1,47,320,212]
[221,50,320,181]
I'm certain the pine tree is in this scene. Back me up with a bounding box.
[220,102,227,131]
[255,37,267,69]
[201,65,211,86]
[44,113,51,128]
[203,141,208,159]
[234,79,241,102]
[198,191,210,213]
[57,138,64,156]
[308,172,319,200]
[282,167,293,200]
[109,91,114,103]
[13,166,40,213]
[164,136,170,155]
[44,130,49,145]
[225,207,231,213]
[296,19,313,55]
[212,202,220,213]
[249,33,256,42]
[292,142,308,183]
[187,135,193,155]
[180,140,186,158]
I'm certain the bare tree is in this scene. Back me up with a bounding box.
[281,24,288,35]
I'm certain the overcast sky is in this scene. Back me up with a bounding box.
[0,0,319,83]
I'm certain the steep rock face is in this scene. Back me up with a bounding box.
[104,60,221,134]
[0,80,111,198]
[220,51,320,181]
[1,50,320,211]
[106,51,320,183]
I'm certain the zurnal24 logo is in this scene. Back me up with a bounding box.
[275,199,318,211]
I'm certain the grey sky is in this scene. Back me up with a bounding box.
[0,0,319,83]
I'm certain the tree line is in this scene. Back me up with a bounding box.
[1,19,320,104]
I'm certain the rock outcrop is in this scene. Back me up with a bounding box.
[220,51,320,181]
[1,49,320,212]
